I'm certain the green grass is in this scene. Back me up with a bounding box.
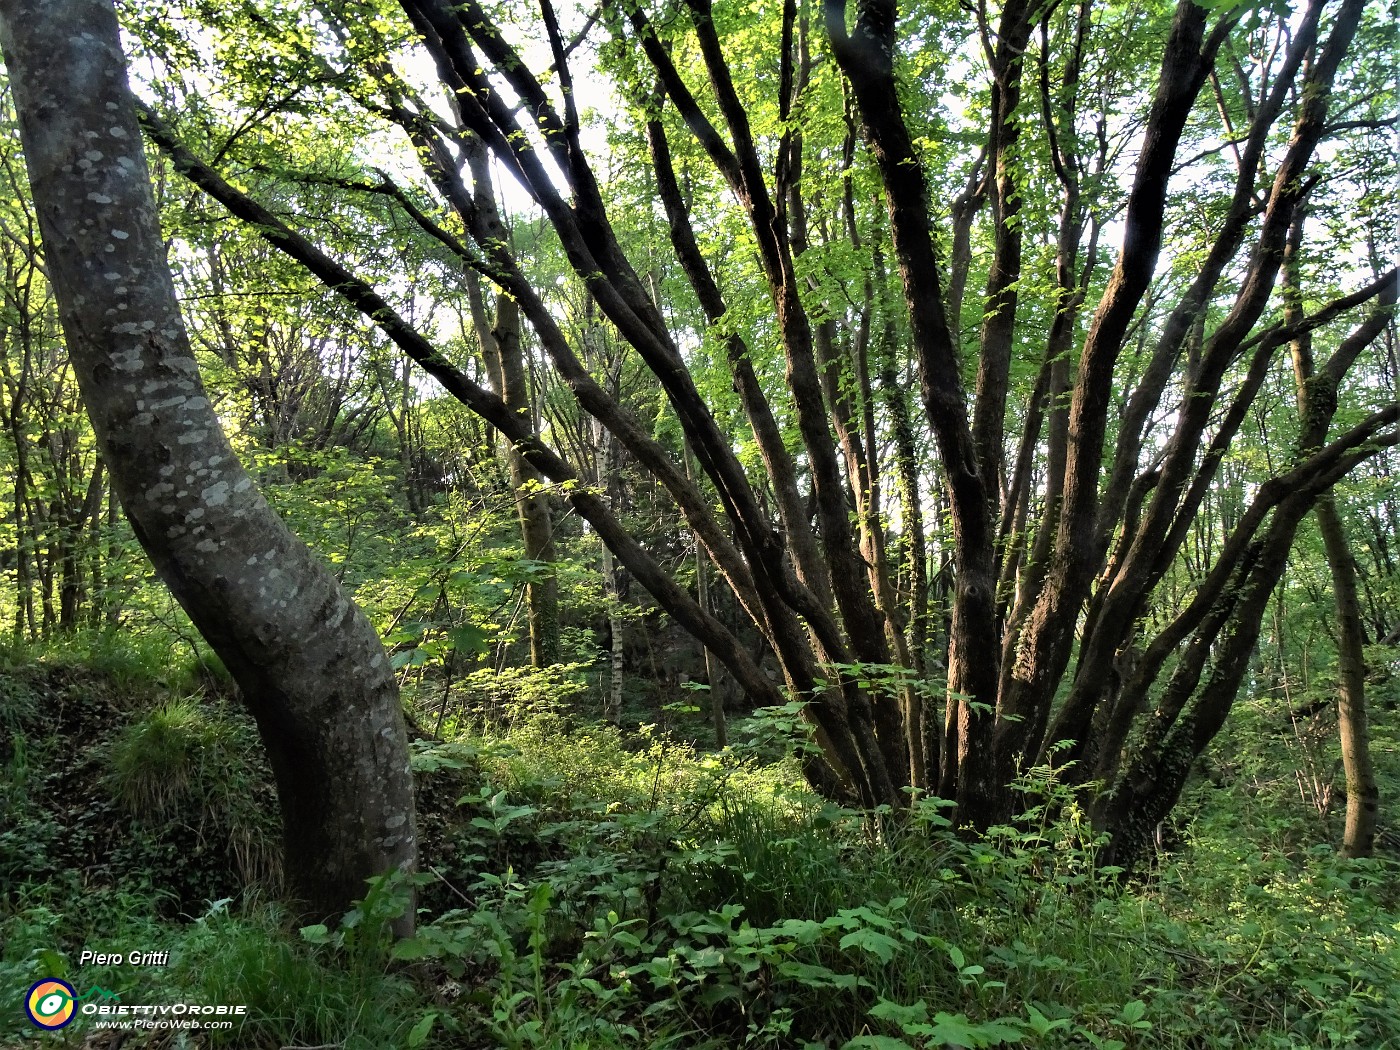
[177,902,427,1049]
[107,697,227,817]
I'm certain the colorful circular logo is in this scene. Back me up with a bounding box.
[25,979,77,1029]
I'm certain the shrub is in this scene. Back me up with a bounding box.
[105,697,280,892]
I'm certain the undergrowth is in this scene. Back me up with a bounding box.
[1,652,1396,1048]
[382,707,1399,1049]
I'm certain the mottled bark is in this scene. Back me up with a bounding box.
[0,0,417,929]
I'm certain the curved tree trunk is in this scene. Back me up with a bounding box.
[0,0,417,929]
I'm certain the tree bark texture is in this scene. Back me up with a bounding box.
[0,0,417,928]
[1317,495,1378,858]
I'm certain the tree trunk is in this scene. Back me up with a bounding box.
[1285,208,1378,859]
[686,440,727,748]
[460,152,559,668]
[1316,496,1377,857]
[0,0,417,929]
[696,539,728,749]
[490,296,558,667]
[597,420,624,725]
[0,314,37,642]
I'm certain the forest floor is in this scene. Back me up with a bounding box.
[2,643,1398,1049]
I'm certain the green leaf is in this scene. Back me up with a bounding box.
[869,999,930,1026]
[777,960,861,990]
[1024,1003,1072,1036]
[390,647,431,670]
[838,928,904,963]
[901,1013,1026,1047]
[1119,999,1147,1025]
[36,949,67,979]
[406,1012,437,1047]
[445,623,490,654]
[390,937,438,961]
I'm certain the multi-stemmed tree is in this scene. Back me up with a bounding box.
[9,0,1394,872]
